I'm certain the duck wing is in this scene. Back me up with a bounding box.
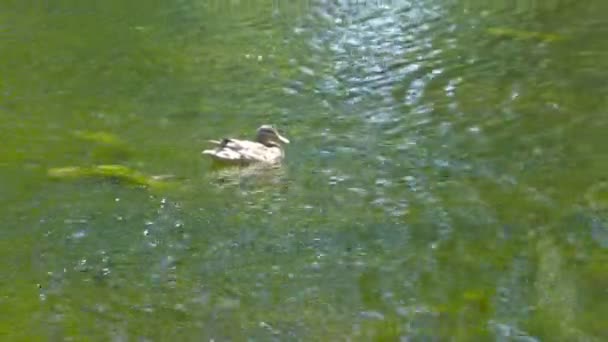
[203,139,278,164]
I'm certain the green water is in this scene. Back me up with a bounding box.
[2,0,608,340]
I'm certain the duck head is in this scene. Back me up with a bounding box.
[256,125,290,146]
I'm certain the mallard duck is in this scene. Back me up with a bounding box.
[202,125,290,166]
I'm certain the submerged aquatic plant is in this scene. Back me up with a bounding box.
[48,164,173,190]
[487,27,564,42]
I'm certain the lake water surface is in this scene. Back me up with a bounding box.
[2,0,608,340]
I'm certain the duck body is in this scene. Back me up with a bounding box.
[202,125,289,166]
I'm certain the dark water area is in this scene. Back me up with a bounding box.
[1,0,607,340]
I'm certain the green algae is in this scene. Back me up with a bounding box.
[48,164,173,190]
[488,27,564,42]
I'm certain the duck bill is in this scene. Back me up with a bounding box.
[276,133,290,144]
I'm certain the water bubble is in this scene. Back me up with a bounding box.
[348,187,367,196]
[71,230,87,240]
[375,178,392,187]
[299,66,315,76]
[360,311,385,320]
[282,87,298,95]
[75,258,89,272]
